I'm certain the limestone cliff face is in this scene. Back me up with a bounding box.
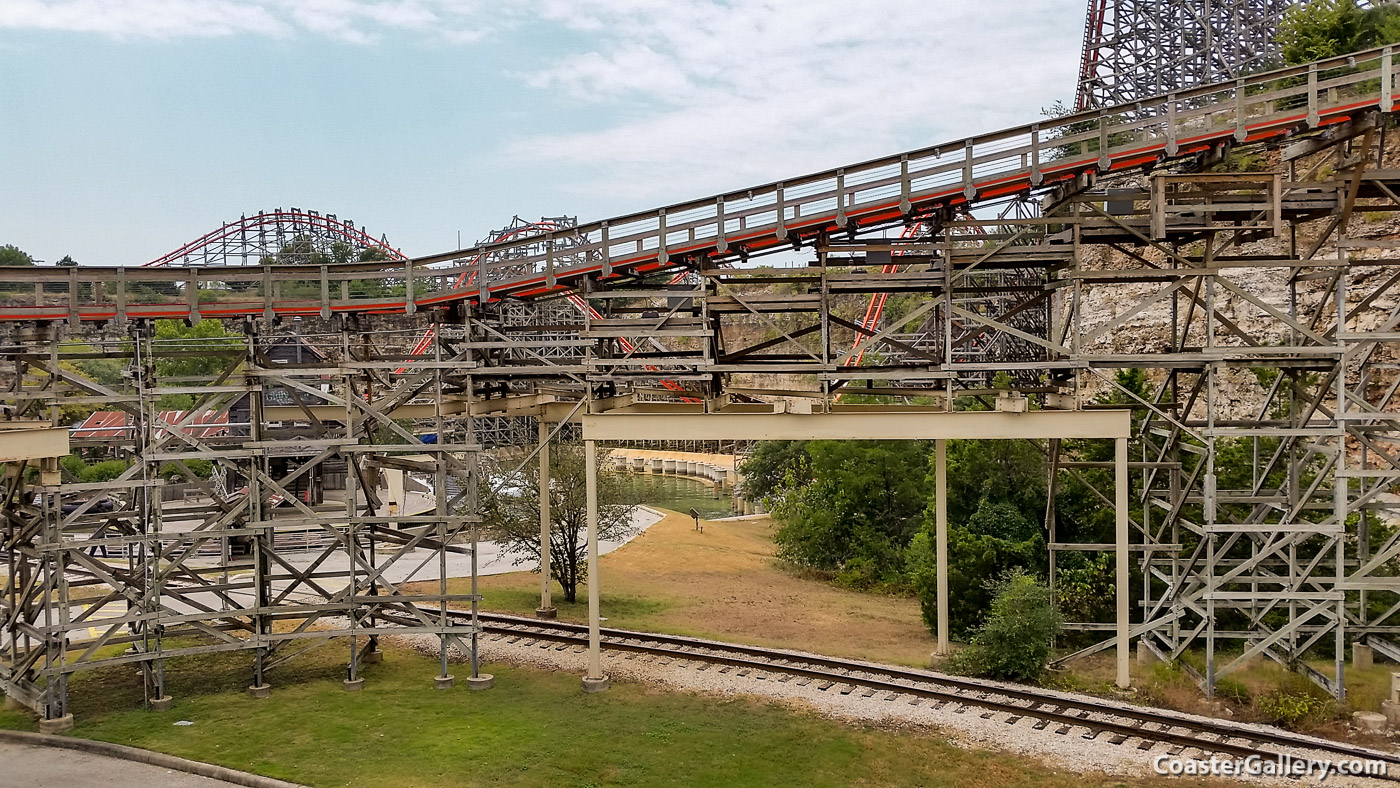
[1074,142,1400,423]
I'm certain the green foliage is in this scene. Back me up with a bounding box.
[0,245,35,267]
[948,569,1062,682]
[1256,689,1334,729]
[61,455,133,483]
[159,460,214,481]
[1215,677,1253,705]
[153,319,242,382]
[771,440,930,589]
[1053,552,1116,625]
[1277,0,1400,65]
[740,440,811,502]
[906,518,1045,637]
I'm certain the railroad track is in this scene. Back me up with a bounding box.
[453,610,1400,779]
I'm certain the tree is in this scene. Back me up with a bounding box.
[739,440,810,502]
[1277,0,1400,65]
[907,507,1045,638]
[56,255,77,267]
[152,319,243,410]
[0,245,34,267]
[480,441,639,603]
[948,569,1062,682]
[770,440,930,589]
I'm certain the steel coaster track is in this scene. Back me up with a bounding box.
[445,609,1400,776]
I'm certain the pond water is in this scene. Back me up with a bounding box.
[622,473,736,519]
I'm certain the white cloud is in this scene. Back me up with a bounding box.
[0,0,486,42]
[504,0,1086,203]
[0,0,288,39]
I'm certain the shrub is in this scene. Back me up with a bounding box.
[948,569,1062,682]
[1256,690,1333,729]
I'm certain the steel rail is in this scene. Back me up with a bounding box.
[460,609,1400,776]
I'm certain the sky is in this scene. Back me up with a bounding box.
[0,0,1085,266]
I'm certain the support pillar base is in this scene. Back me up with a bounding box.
[467,674,494,691]
[342,678,365,693]
[535,607,557,620]
[150,696,173,712]
[1137,640,1158,666]
[39,714,73,734]
[582,675,610,693]
[434,675,455,690]
[361,651,383,665]
[1355,644,1375,671]
[248,684,271,699]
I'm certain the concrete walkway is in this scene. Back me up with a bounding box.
[1,740,243,787]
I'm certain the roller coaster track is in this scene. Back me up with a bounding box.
[144,208,407,268]
[144,212,690,392]
[11,43,1400,323]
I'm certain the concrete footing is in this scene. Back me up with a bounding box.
[361,651,383,665]
[434,675,455,690]
[1354,710,1388,732]
[582,675,611,693]
[1383,700,1400,728]
[1355,644,1375,670]
[150,696,173,712]
[39,714,73,734]
[247,684,272,699]
[535,607,557,620]
[467,674,494,691]
[342,678,365,693]
[1137,640,1159,666]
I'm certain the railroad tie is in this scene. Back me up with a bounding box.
[1003,715,1021,725]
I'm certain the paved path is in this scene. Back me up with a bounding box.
[1,741,243,787]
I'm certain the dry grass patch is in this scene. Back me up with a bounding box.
[423,511,938,668]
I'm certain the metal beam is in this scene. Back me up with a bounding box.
[583,410,1132,442]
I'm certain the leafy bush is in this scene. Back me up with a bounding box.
[771,440,930,589]
[948,569,1062,682]
[1256,690,1333,729]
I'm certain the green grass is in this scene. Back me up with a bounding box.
[480,586,675,627]
[0,643,1157,788]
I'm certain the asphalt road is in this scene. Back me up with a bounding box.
[1,741,246,787]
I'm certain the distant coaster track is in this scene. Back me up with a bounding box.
[144,208,408,268]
